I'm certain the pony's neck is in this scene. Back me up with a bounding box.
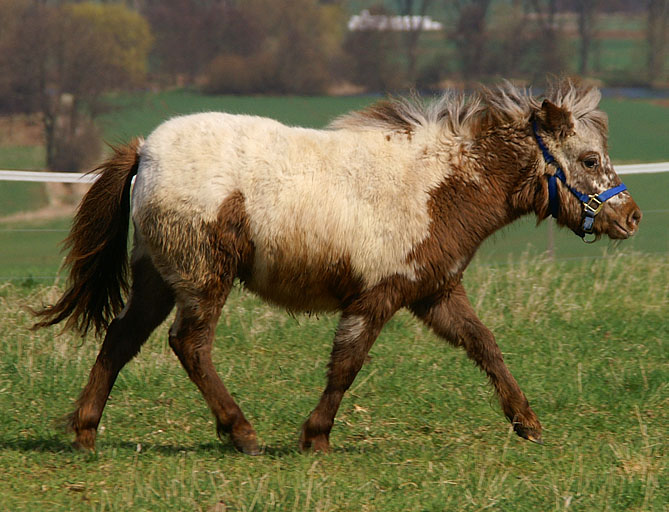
[439,125,542,253]
[407,124,545,287]
[470,124,543,218]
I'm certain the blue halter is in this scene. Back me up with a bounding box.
[532,120,627,242]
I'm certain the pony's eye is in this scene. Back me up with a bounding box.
[582,156,599,169]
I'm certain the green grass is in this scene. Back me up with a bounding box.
[476,171,669,262]
[0,147,50,216]
[0,218,70,280]
[98,91,376,140]
[600,98,669,164]
[0,146,45,170]
[0,182,50,218]
[0,253,666,510]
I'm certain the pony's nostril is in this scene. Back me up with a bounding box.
[628,208,642,228]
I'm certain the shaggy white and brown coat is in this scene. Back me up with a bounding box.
[34,80,641,454]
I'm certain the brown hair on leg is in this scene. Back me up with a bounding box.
[163,191,259,454]
[300,286,401,452]
[168,294,260,455]
[69,249,175,450]
[411,284,542,443]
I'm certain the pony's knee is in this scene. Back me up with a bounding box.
[167,325,187,355]
[168,314,211,363]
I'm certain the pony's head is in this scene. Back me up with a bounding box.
[530,84,641,242]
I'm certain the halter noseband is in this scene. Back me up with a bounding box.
[531,120,627,243]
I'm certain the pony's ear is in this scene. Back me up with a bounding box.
[535,99,574,138]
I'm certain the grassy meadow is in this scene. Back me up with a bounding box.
[0,253,667,511]
[0,91,667,510]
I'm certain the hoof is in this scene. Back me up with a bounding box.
[72,440,95,453]
[513,423,543,445]
[72,429,97,452]
[299,431,330,453]
[228,422,262,456]
[232,436,262,456]
[528,435,544,445]
[232,433,262,457]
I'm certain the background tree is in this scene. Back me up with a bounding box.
[203,0,345,94]
[395,0,432,85]
[271,0,345,94]
[143,0,255,85]
[528,0,567,79]
[343,4,404,91]
[647,0,668,84]
[576,0,599,76]
[484,0,532,78]
[0,1,152,170]
[0,0,50,116]
[450,0,492,82]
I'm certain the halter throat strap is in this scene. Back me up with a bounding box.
[531,120,627,242]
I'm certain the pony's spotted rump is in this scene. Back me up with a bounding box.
[34,79,641,454]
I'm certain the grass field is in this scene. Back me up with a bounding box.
[0,253,666,510]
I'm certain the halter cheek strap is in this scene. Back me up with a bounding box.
[532,120,627,242]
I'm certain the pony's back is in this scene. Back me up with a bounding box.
[132,112,452,299]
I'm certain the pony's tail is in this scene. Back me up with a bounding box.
[32,139,143,337]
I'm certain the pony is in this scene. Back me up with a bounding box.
[34,79,641,455]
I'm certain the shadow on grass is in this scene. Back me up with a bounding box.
[0,434,383,459]
[0,436,73,453]
[0,436,239,456]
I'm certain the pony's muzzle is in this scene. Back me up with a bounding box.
[619,199,642,237]
[610,197,642,239]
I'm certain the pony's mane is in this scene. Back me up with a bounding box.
[330,79,606,137]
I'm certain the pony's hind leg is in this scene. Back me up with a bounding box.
[411,284,542,443]
[168,289,260,455]
[300,293,400,453]
[70,251,175,451]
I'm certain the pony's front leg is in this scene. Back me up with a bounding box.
[300,301,398,453]
[411,284,542,443]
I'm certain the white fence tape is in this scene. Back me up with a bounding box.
[0,170,98,183]
[615,162,669,175]
[1,162,668,183]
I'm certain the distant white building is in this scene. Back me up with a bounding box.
[348,9,444,31]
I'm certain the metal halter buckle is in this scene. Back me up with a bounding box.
[584,195,603,215]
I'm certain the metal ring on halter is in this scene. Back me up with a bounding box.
[583,232,597,244]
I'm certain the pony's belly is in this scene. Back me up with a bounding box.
[243,278,342,313]
[241,254,360,313]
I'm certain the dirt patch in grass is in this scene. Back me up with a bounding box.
[0,115,44,147]
[0,182,88,223]
[0,203,76,224]
[648,98,669,108]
